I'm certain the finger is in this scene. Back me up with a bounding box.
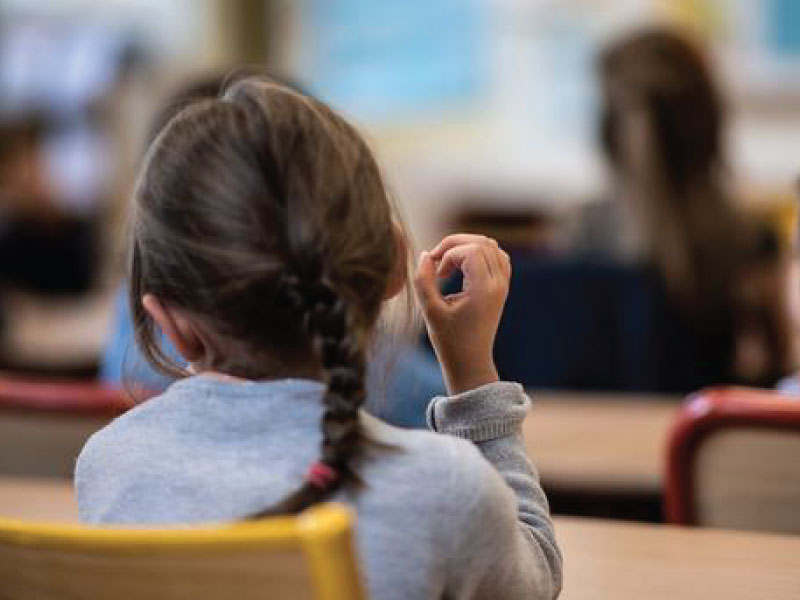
[499,249,511,279]
[429,233,498,260]
[503,250,513,279]
[435,244,492,294]
[436,242,490,280]
[412,251,448,316]
[482,245,503,280]
[430,233,498,260]
[491,246,512,282]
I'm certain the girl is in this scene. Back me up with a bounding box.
[75,77,562,599]
[569,27,790,389]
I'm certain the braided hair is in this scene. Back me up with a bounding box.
[249,274,365,514]
[129,77,403,514]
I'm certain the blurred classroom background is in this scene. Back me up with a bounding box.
[2,1,800,598]
[0,0,799,377]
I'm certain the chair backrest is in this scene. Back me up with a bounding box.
[0,376,133,478]
[665,387,800,534]
[0,504,366,600]
[464,259,737,393]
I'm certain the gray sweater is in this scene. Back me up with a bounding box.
[75,376,562,599]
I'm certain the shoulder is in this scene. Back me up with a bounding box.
[359,411,507,502]
[75,390,176,485]
[360,410,481,462]
[75,388,193,522]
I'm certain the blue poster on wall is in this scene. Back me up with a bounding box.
[766,0,800,55]
[300,0,484,123]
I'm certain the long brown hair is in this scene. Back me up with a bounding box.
[599,28,739,312]
[599,27,791,381]
[129,77,401,514]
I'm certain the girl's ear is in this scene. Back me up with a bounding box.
[384,223,409,300]
[141,294,205,363]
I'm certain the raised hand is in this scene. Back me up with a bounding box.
[413,234,511,395]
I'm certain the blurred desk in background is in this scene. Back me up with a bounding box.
[0,476,78,522]
[524,393,680,521]
[0,287,115,377]
[524,393,679,493]
[557,516,800,600]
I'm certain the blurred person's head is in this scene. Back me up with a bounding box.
[0,117,43,160]
[597,27,737,311]
[599,27,724,193]
[0,115,59,217]
[597,26,790,381]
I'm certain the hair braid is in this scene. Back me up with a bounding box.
[251,273,367,516]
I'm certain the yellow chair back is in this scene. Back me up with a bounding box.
[0,504,366,600]
[743,193,799,253]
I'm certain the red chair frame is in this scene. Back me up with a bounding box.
[0,373,135,417]
[665,386,800,525]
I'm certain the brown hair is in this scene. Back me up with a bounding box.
[129,77,401,514]
[598,27,791,380]
[599,27,738,311]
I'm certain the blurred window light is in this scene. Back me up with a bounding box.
[44,123,110,213]
[0,19,132,117]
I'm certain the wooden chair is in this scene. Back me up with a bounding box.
[665,387,800,534]
[0,375,133,478]
[0,504,366,600]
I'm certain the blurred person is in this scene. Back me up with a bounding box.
[563,26,791,388]
[0,18,144,300]
[776,181,800,394]
[77,76,562,598]
[100,72,445,427]
[0,115,96,296]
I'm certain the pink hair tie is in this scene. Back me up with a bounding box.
[306,461,339,490]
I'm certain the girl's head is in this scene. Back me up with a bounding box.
[599,27,724,192]
[129,77,407,513]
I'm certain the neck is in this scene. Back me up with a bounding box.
[192,360,324,384]
[189,334,324,383]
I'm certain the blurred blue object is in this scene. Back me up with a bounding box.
[99,288,176,391]
[767,0,800,55]
[776,373,800,395]
[495,258,738,392]
[100,287,445,428]
[302,0,483,122]
[364,336,448,428]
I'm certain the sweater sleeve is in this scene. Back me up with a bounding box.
[426,382,563,599]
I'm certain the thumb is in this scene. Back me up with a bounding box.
[413,251,447,319]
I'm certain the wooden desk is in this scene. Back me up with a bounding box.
[556,516,800,600]
[0,476,78,522]
[0,287,114,372]
[524,393,680,494]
